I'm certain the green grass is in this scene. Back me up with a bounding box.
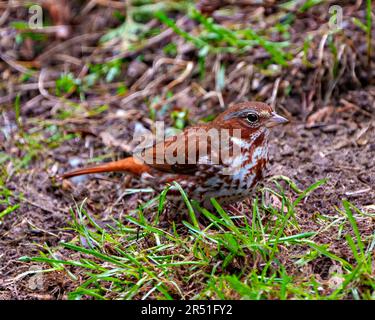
[155,7,290,66]
[0,170,21,221]
[98,0,292,67]
[352,0,373,69]
[0,203,20,220]
[3,0,374,301]
[20,178,375,300]
[6,123,77,172]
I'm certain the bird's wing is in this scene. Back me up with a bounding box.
[140,125,221,175]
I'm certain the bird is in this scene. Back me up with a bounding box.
[61,102,288,208]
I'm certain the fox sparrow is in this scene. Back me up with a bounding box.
[61,102,288,208]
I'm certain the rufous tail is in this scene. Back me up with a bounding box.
[61,157,150,179]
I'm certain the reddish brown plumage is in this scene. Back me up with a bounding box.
[61,102,288,207]
[61,157,150,178]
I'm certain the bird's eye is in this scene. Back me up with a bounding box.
[246,113,259,123]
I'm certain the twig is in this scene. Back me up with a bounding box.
[0,4,9,26]
[269,77,281,109]
[36,32,103,63]
[104,17,188,63]
[23,197,69,215]
[0,53,39,76]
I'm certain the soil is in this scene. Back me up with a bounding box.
[0,1,374,299]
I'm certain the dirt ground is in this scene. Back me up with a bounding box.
[0,105,373,299]
[0,1,374,299]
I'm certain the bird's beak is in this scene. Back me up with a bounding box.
[265,112,289,128]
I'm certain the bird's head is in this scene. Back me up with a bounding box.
[213,102,288,135]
